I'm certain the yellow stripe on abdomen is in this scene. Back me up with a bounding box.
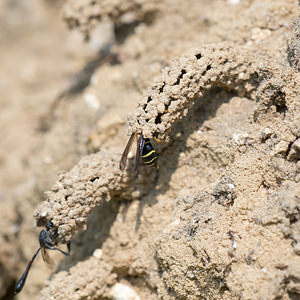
[142,150,155,158]
[143,155,157,165]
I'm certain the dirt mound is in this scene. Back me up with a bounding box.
[1,0,299,299]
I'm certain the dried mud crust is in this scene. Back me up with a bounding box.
[29,0,300,299]
[288,17,300,71]
[34,43,263,242]
[40,257,116,300]
[35,49,300,300]
[156,184,300,299]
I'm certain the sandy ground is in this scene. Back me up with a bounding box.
[0,0,300,299]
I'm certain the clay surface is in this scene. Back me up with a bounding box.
[1,0,300,299]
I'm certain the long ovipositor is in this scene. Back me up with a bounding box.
[15,221,70,294]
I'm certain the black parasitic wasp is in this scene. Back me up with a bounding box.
[15,221,70,294]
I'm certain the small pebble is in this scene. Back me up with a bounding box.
[110,283,140,300]
[84,93,100,110]
[93,248,103,259]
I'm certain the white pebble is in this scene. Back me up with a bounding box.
[43,156,53,164]
[227,183,235,190]
[110,283,140,300]
[40,211,48,217]
[274,140,289,156]
[232,240,237,249]
[233,133,249,145]
[261,127,272,139]
[227,0,240,4]
[93,248,103,259]
[84,93,100,110]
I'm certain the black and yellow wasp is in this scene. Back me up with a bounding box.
[119,133,158,172]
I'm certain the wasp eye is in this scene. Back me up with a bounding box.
[45,221,54,230]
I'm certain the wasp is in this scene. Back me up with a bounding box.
[15,221,70,294]
[119,133,158,172]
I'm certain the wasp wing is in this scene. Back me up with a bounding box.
[120,133,135,171]
[41,247,55,269]
[134,135,145,172]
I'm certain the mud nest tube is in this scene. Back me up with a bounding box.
[127,43,265,140]
[34,42,275,243]
[33,22,300,300]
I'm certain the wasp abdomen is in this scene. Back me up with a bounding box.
[142,139,157,167]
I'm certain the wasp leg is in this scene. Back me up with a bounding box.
[153,137,162,144]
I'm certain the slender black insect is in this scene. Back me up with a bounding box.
[15,221,70,294]
[119,133,158,172]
